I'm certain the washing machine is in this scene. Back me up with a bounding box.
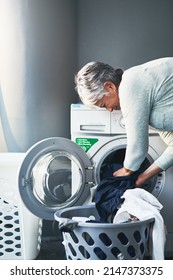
[17,104,173,258]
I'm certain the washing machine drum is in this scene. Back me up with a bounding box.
[43,169,72,204]
[18,137,94,220]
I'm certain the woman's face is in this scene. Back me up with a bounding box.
[95,82,120,112]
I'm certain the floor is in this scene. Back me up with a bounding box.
[36,220,66,260]
[36,238,66,260]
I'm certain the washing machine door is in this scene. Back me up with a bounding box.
[18,137,94,220]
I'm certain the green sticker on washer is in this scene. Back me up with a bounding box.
[76,138,98,152]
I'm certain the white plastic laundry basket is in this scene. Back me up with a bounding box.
[0,153,42,260]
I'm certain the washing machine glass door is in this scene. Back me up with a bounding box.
[18,137,93,220]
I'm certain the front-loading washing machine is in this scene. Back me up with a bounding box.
[17,104,173,258]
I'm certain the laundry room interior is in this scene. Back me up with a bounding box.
[0,0,173,261]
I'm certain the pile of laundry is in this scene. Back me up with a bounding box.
[94,174,166,260]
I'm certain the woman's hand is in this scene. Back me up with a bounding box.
[113,168,147,187]
[113,167,134,177]
[136,163,163,187]
[135,174,147,187]
[113,163,162,188]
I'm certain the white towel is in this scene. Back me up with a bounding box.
[113,188,166,260]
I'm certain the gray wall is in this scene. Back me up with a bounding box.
[0,0,173,152]
[77,0,173,69]
[0,0,77,152]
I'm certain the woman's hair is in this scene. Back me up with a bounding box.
[74,61,123,106]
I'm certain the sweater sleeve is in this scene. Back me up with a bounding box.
[119,70,151,171]
[155,131,173,170]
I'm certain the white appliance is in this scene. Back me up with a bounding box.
[0,153,42,259]
[17,104,173,258]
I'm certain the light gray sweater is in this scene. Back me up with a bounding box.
[119,57,173,171]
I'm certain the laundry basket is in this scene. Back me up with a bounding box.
[55,205,154,260]
[0,153,42,260]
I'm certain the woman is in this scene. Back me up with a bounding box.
[75,57,173,187]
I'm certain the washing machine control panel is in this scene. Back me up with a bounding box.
[110,110,126,133]
[71,104,125,135]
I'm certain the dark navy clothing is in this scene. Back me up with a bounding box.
[93,173,139,222]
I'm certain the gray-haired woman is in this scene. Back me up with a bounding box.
[75,57,173,187]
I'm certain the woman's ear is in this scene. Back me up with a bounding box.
[103,81,116,92]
